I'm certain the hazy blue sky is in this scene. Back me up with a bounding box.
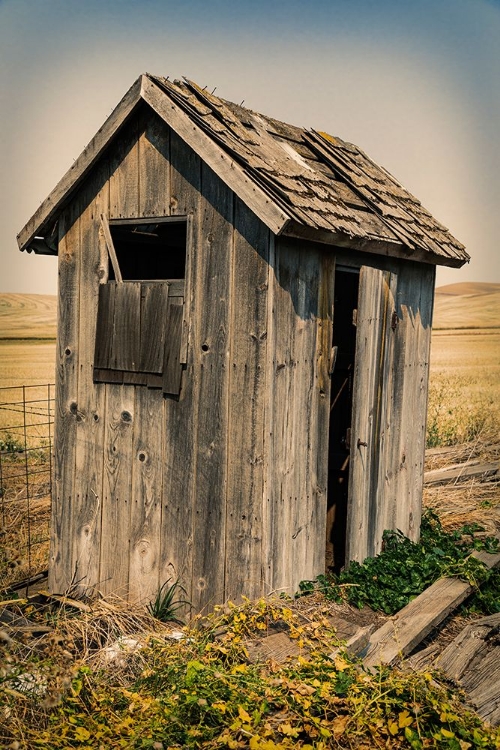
[1,0,499,293]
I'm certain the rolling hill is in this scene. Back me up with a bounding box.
[0,281,498,339]
[0,293,57,339]
[433,282,500,330]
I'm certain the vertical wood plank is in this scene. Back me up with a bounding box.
[389,262,434,540]
[189,162,233,612]
[262,235,276,595]
[127,111,171,606]
[224,200,269,602]
[139,282,169,373]
[138,108,170,217]
[162,298,183,395]
[267,237,327,596]
[159,131,199,608]
[347,262,434,564]
[49,203,81,593]
[128,384,163,604]
[72,166,109,595]
[100,385,135,598]
[109,113,140,220]
[100,111,140,598]
[112,282,141,371]
[94,283,115,369]
[370,271,398,547]
[346,266,391,564]
[314,252,335,573]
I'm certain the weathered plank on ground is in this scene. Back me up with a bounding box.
[435,613,500,727]
[424,460,500,486]
[363,548,500,669]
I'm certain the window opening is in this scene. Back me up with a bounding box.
[108,220,187,281]
[326,268,359,573]
[93,217,187,395]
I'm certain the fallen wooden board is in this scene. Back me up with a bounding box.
[424,460,499,486]
[245,632,302,664]
[363,548,500,669]
[434,613,500,727]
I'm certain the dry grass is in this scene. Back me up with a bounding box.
[424,438,500,538]
[0,341,55,391]
[427,330,500,446]
[0,450,52,590]
[425,322,500,541]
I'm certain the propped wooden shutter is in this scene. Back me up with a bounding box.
[93,281,184,395]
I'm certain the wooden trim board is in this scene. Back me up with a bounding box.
[18,77,144,252]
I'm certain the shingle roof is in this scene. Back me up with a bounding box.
[151,75,468,266]
[18,73,468,267]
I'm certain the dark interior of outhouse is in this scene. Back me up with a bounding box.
[108,221,187,281]
[326,268,359,573]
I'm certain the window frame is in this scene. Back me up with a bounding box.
[93,214,192,394]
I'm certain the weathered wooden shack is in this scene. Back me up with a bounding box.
[18,74,469,611]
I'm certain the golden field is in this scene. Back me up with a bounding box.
[428,282,500,446]
[0,293,57,340]
[0,293,56,391]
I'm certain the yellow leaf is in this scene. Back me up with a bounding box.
[74,727,91,741]
[213,702,227,714]
[238,705,252,724]
[388,720,399,735]
[334,656,349,671]
[441,728,455,739]
[278,723,299,737]
[249,737,261,750]
[398,710,413,728]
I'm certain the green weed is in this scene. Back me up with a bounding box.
[299,510,499,615]
[147,578,190,623]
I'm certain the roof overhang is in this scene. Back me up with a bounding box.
[283,222,466,268]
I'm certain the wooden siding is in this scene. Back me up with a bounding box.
[225,199,270,602]
[52,106,273,609]
[267,237,334,596]
[346,261,434,563]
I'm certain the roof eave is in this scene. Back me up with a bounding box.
[17,75,145,253]
[282,222,469,268]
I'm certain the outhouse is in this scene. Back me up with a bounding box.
[18,74,469,611]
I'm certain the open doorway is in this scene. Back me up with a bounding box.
[326,268,359,573]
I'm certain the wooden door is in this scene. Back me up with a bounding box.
[345,263,434,565]
[345,266,396,563]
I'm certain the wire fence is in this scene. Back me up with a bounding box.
[0,384,54,591]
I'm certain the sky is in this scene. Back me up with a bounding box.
[1,0,499,294]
